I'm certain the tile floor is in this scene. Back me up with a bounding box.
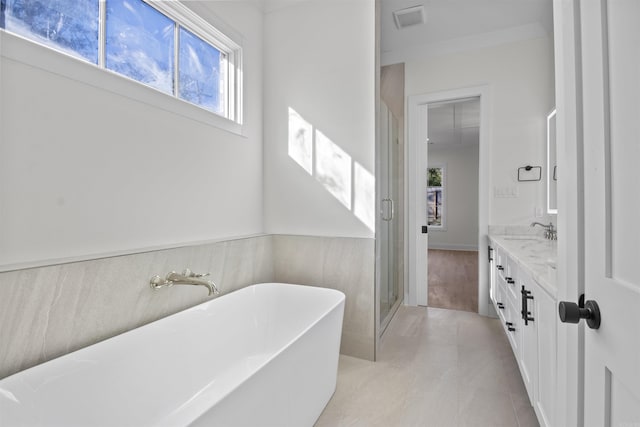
[315,305,539,427]
[428,250,479,313]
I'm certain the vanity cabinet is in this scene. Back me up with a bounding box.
[489,238,557,427]
[492,245,521,355]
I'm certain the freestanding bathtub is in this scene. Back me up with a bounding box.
[0,283,345,426]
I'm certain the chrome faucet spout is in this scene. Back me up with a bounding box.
[150,269,220,296]
[530,221,557,240]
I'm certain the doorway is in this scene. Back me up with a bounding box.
[426,98,480,312]
[406,86,490,316]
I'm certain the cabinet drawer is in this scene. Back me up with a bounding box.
[504,301,520,354]
[504,258,519,303]
[494,246,506,279]
[494,278,507,322]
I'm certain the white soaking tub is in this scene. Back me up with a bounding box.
[0,283,345,426]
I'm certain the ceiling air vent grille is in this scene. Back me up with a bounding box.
[393,5,426,30]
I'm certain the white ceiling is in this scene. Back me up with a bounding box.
[241,0,320,14]
[381,0,553,62]
[201,0,553,59]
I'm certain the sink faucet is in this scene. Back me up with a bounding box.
[150,269,220,296]
[530,221,557,240]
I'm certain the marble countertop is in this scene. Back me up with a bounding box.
[489,234,558,297]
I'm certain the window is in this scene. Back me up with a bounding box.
[1,0,241,122]
[178,27,224,115]
[1,0,99,63]
[427,166,445,228]
[106,0,174,95]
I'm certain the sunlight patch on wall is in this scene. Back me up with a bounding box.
[315,129,352,209]
[354,162,375,231]
[287,107,375,232]
[288,108,313,174]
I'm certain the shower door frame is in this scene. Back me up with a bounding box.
[378,101,404,335]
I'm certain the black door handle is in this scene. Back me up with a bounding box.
[559,299,601,329]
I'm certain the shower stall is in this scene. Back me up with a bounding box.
[378,91,404,334]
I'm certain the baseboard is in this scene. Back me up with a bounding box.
[428,243,479,251]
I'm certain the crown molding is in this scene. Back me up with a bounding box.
[381,22,549,66]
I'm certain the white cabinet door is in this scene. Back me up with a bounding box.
[519,270,538,404]
[505,283,520,356]
[579,0,640,425]
[504,254,519,302]
[495,279,507,323]
[493,246,507,321]
[535,284,556,427]
[489,245,496,303]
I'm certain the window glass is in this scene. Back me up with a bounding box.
[427,167,444,227]
[106,0,174,95]
[178,27,223,114]
[1,0,99,63]
[2,0,240,122]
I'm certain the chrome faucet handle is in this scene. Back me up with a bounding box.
[182,268,210,278]
[150,275,173,290]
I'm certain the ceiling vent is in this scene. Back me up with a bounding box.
[393,5,426,30]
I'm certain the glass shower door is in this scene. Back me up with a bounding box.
[380,101,402,329]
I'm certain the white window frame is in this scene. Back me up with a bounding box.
[146,0,242,124]
[0,0,244,133]
[427,164,447,231]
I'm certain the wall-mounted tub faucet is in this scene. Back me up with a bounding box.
[530,221,557,240]
[150,269,219,296]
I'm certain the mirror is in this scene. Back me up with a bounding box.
[547,108,557,214]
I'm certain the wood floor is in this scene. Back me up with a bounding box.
[315,305,538,427]
[428,249,479,313]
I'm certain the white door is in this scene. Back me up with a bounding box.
[580,0,640,424]
[407,99,429,306]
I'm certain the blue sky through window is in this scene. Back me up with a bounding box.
[2,0,233,118]
[1,0,99,63]
[179,27,222,114]
[106,0,174,95]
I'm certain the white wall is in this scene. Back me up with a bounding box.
[0,2,264,269]
[406,36,555,226]
[263,0,376,238]
[428,144,479,249]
